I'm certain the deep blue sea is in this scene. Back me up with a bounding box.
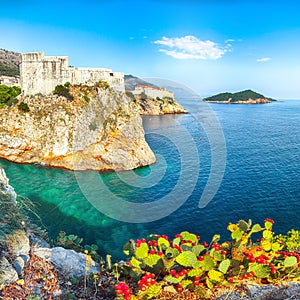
[1,99,299,260]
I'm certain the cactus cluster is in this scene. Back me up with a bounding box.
[115,219,300,299]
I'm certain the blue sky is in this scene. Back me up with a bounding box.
[1,0,300,99]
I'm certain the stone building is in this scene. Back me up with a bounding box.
[0,75,20,87]
[20,52,125,95]
[131,85,174,99]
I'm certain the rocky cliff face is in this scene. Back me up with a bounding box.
[0,167,99,295]
[139,97,187,115]
[128,93,187,115]
[0,85,156,171]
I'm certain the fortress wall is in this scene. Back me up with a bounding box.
[20,52,70,95]
[132,86,174,99]
[72,68,125,92]
[20,52,125,95]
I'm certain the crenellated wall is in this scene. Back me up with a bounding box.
[20,52,125,95]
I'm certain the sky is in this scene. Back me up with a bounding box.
[1,0,300,99]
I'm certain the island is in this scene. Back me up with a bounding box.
[203,89,277,104]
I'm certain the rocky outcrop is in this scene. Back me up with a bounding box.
[0,168,28,287]
[0,168,16,203]
[129,93,187,115]
[0,85,156,171]
[139,97,187,115]
[0,167,99,288]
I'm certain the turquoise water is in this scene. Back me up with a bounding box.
[1,99,299,260]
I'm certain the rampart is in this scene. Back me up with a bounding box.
[20,52,125,95]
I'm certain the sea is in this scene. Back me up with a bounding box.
[1,98,299,260]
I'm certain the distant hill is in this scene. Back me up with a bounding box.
[124,74,159,90]
[203,89,276,103]
[0,49,21,76]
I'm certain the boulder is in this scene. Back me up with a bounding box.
[0,257,18,287]
[34,246,99,277]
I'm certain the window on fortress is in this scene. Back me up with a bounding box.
[109,73,114,77]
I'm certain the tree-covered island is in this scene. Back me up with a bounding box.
[203,89,277,104]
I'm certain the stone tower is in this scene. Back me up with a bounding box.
[20,52,125,95]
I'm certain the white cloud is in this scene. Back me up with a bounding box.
[257,57,271,62]
[154,35,229,60]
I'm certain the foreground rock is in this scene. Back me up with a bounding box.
[0,167,100,290]
[0,168,25,286]
[216,281,300,299]
[0,85,155,171]
[33,247,99,277]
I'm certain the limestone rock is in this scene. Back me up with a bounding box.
[0,257,18,287]
[34,247,99,277]
[0,168,30,286]
[137,95,187,115]
[5,229,30,257]
[0,168,16,202]
[13,255,28,276]
[0,86,156,171]
[216,282,300,300]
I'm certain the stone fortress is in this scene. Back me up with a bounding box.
[20,52,125,95]
[131,85,174,99]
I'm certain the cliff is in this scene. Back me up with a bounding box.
[203,89,277,104]
[126,92,187,115]
[0,84,156,171]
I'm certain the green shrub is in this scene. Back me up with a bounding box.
[53,82,74,100]
[18,101,30,112]
[140,92,147,101]
[6,98,18,106]
[89,122,97,131]
[0,84,21,106]
[126,91,136,102]
[96,81,110,89]
[54,231,100,262]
